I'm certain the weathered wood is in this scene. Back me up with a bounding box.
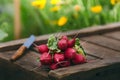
[104,31,120,40]
[0,47,97,80]
[81,41,120,59]
[0,58,50,80]
[0,39,25,52]
[0,50,45,72]
[0,51,50,80]
[0,22,120,52]
[81,35,120,52]
[48,41,120,80]
[49,62,120,80]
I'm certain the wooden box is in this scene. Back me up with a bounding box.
[0,23,120,80]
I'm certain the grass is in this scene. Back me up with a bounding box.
[0,0,120,42]
[0,0,14,42]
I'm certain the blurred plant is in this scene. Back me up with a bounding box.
[0,29,8,41]
[0,13,14,42]
[0,0,14,42]
[111,0,120,5]
[0,0,120,42]
[30,0,120,30]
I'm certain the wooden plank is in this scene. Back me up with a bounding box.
[48,41,120,80]
[0,50,50,80]
[0,22,120,52]
[0,50,48,73]
[49,62,120,80]
[104,31,120,40]
[81,35,120,52]
[0,43,99,80]
[0,58,50,80]
[81,41,120,59]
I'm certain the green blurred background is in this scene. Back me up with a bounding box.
[0,0,120,42]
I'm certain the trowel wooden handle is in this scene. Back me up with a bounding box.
[10,45,26,61]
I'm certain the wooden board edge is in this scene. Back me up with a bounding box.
[48,59,120,80]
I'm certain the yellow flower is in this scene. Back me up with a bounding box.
[74,5,81,11]
[91,5,102,13]
[111,0,116,5]
[50,0,61,5]
[111,0,120,5]
[32,0,46,9]
[58,16,68,26]
[50,6,60,12]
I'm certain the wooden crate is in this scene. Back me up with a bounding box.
[0,22,120,80]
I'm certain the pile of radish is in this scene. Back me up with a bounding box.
[36,35,86,70]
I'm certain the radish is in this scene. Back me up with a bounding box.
[61,35,68,41]
[72,53,86,64]
[59,61,71,67]
[65,48,76,60]
[54,53,65,63]
[50,63,59,70]
[58,39,68,51]
[37,44,49,53]
[40,52,52,65]
[38,35,87,70]
[68,38,75,48]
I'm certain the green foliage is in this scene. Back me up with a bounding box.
[47,35,57,50]
[0,0,120,42]
[47,35,60,53]
[0,13,14,42]
[27,0,120,32]
[0,29,8,41]
[74,38,86,56]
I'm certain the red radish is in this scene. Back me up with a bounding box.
[68,38,75,48]
[40,52,52,65]
[38,35,87,70]
[65,48,76,60]
[37,44,49,53]
[54,53,65,63]
[72,53,86,64]
[58,39,68,50]
[50,63,59,70]
[61,35,68,41]
[59,61,71,67]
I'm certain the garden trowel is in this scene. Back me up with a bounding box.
[10,35,35,61]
